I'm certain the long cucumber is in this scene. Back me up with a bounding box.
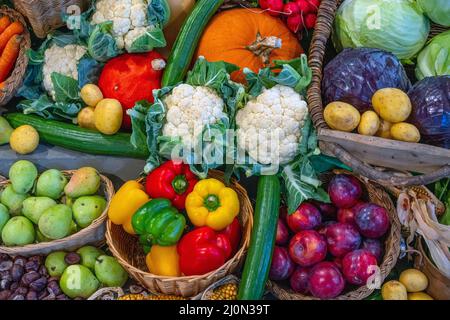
[238,175,281,300]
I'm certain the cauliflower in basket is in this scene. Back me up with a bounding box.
[91,0,160,51]
[236,85,308,165]
[42,44,87,100]
[162,84,227,147]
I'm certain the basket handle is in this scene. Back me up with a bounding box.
[306,0,450,187]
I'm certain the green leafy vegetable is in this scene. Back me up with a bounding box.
[87,21,120,62]
[51,73,80,103]
[129,25,167,53]
[147,0,171,27]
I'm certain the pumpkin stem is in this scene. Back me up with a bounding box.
[246,32,282,66]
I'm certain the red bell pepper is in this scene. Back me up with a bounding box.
[178,227,235,276]
[145,160,198,210]
[219,218,241,255]
[98,51,166,129]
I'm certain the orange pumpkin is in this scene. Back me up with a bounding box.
[196,8,303,84]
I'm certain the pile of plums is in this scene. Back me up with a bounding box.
[0,254,68,300]
[270,174,390,299]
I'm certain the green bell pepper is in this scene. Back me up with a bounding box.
[132,198,186,251]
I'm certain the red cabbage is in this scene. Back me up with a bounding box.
[322,48,411,112]
[408,76,450,149]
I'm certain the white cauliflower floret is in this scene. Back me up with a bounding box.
[162,84,226,148]
[91,0,150,50]
[236,85,308,165]
[42,44,87,100]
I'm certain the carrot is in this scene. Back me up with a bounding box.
[0,35,21,83]
[0,22,23,54]
[0,16,11,35]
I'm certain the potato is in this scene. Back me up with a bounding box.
[381,280,407,300]
[376,119,392,139]
[399,269,428,292]
[94,99,123,135]
[372,88,412,123]
[77,107,97,130]
[358,111,380,136]
[80,84,103,107]
[408,292,433,300]
[324,102,361,132]
[390,123,421,143]
[9,125,39,155]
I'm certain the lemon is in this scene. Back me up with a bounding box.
[399,269,429,292]
[9,125,39,155]
[408,292,433,300]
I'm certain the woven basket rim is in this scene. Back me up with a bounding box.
[269,170,402,300]
[105,169,254,291]
[0,170,114,254]
[0,5,31,107]
[306,0,450,187]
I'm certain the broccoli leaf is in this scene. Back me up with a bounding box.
[129,26,167,53]
[88,21,120,62]
[51,72,80,103]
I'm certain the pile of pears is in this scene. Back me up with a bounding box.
[0,160,107,246]
[45,246,128,299]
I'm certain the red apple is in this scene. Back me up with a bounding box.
[276,219,290,246]
[326,223,361,257]
[361,238,383,263]
[342,249,378,285]
[355,203,390,238]
[287,202,322,232]
[290,266,310,294]
[269,246,295,281]
[308,262,345,299]
[289,230,327,267]
[328,174,363,208]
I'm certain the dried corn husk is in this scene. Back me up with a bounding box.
[397,190,450,278]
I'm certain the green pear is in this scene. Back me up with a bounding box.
[72,196,106,228]
[64,167,100,198]
[60,265,99,299]
[9,160,38,194]
[0,204,10,235]
[94,255,128,287]
[22,197,57,224]
[76,246,104,270]
[36,169,68,200]
[38,204,73,240]
[1,216,35,246]
[0,185,28,216]
[35,228,51,243]
[45,251,68,277]
[0,116,13,145]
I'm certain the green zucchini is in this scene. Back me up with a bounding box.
[162,0,224,87]
[5,113,149,159]
[238,175,281,300]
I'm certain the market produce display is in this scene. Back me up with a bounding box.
[0,0,449,303]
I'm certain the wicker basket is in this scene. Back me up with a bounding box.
[0,6,31,107]
[269,171,401,300]
[414,239,450,301]
[0,170,114,257]
[12,0,90,38]
[307,0,450,187]
[106,170,253,298]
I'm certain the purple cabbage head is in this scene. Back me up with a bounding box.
[408,76,450,149]
[322,48,411,112]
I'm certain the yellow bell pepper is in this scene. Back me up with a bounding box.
[108,181,150,234]
[146,245,180,277]
[185,178,239,231]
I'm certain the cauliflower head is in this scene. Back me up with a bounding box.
[91,0,151,51]
[163,84,227,148]
[236,85,309,165]
[42,44,87,100]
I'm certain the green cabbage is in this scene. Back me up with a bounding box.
[417,0,450,27]
[416,31,450,80]
[333,0,430,60]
